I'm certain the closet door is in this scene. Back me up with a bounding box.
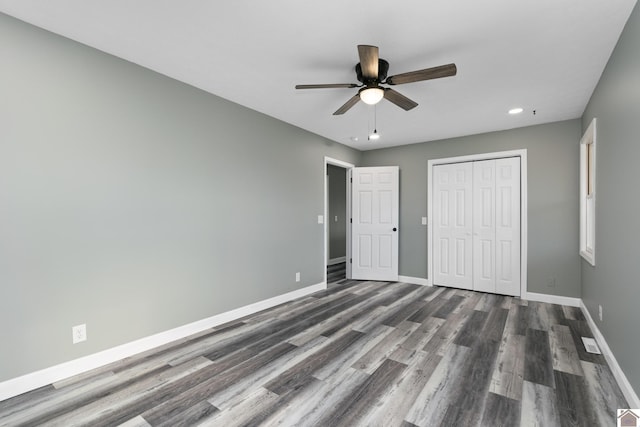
[495,157,521,296]
[432,157,521,296]
[472,160,496,293]
[432,162,473,289]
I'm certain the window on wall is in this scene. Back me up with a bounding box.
[580,118,596,265]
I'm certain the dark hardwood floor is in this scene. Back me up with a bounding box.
[0,280,628,426]
[327,262,346,284]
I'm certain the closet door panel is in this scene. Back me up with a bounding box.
[495,157,521,296]
[433,163,473,289]
[473,160,496,293]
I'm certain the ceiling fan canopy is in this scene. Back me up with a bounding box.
[295,45,457,115]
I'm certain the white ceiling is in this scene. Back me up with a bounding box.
[0,1,636,150]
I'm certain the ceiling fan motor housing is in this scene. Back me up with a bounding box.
[356,59,389,84]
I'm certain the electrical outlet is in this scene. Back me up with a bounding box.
[599,305,603,322]
[295,272,301,282]
[421,217,427,225]
[72,324,87,344]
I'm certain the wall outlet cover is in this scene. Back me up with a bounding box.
[72,324,87,344]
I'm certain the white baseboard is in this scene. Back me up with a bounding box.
[328,257,346,266]
[0,282,326,402]
[523,292,581,307]
[580,301,640,408]
[398,275,432,287]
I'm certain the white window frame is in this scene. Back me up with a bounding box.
[580,118,597,266]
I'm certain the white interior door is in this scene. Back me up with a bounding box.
[495,157,520,296]
[351,166,399,281]
[432,162,473,289]
[473,160,497,293]
[432,157,521,296]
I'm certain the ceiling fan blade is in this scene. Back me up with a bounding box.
[384,88,418,111]
[333,94,361,115]
[295,83,359,89]
[386,63,457,85]
[358,45,379,80]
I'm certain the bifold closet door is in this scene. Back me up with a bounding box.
[432,162,473,290]
[433,157,520,296]
[494,157,520,296]
[472,160,497,293]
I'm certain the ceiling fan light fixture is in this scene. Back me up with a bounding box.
[360,87,384,105]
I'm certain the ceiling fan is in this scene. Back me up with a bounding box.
[295,45,457,115]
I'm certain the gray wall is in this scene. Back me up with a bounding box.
[361,120,582,298]
[0,13,361,381]
[327,165,347,260]
[581,2,640,394]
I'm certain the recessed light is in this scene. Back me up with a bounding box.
[350,136,359,142]
[509,107,524,115]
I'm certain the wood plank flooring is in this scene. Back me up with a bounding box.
[0,280,628,426]
[327,262,346,284]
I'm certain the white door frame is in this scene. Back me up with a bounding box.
[324,156,355,285]
[428,149,528,297]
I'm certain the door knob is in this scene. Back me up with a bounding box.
[393,228,397,232]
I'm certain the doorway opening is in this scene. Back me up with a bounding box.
[324,157,354,286]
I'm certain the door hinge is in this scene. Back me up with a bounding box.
[350,218,352,223]
[350,177,353,183]
[350,258,352,263]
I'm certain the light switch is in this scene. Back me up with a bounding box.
[335,216,338,222]
[421,216,427,225]
[318,215,324,224]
